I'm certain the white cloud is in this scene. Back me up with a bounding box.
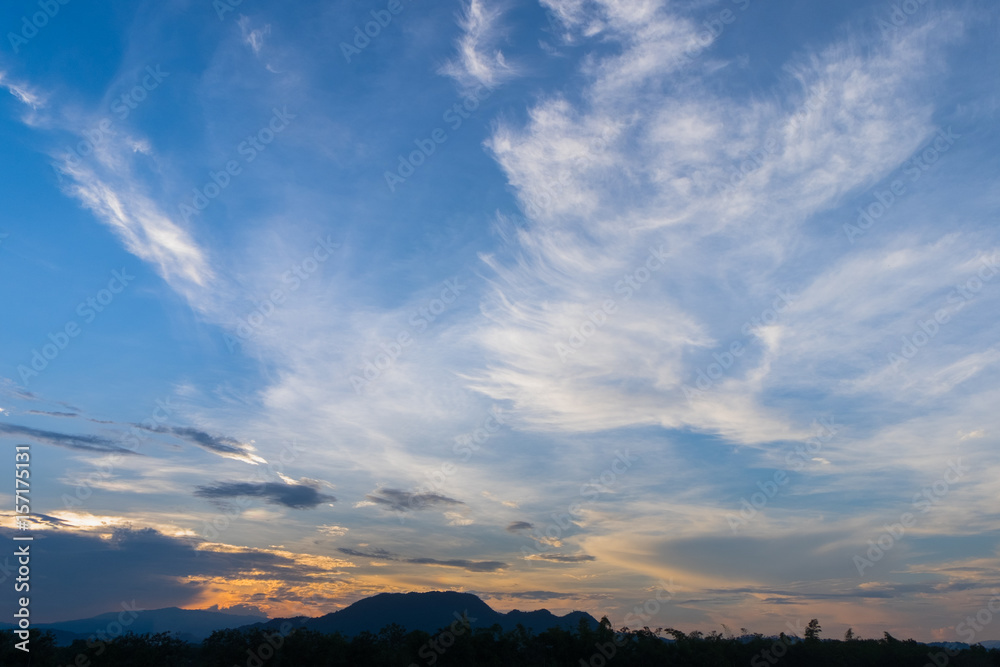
[468,8,969,446]
[0,70,43,108]
[58,158,214,297]
[441,0,516,89]
[238,16,271,56]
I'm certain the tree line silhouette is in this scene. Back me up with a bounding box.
[3,618,999,666]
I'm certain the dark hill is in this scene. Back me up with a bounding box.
[3,592,599,645]
[249,591,599,636]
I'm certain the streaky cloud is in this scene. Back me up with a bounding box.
[0,423,141,454]
[404,557,507,572]
[195,480,335,509]
[525,553,596,563]
[136,425,265,464]
[364,488,464,512]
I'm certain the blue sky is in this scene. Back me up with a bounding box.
[2,0,999,641]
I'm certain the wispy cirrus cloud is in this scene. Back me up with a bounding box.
[238,16,271,56]
[0,70,44,109]
[471,7,967,446]
[336,547,506,572]
[0,423,141,454]
[440,0,515,89]
[136,425,266,464]
[5,0,998,637]
[3,59,214,308]
[58,158,214,296]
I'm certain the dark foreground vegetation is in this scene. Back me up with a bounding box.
[3,619,999,666]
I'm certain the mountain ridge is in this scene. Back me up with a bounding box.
[248,590,599,637]
[2,591,598,645]
[7,592,998,649]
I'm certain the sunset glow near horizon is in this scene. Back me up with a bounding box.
[1,0,999,643]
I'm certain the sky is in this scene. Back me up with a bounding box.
[1,0,999,643]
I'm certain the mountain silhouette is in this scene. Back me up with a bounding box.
[249,591,598,636]
[4,592,598,645]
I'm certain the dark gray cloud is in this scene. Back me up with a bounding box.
[195,481,335,509]
[28,513,71,528]
[139,425,259,461]
[405,557,507,572]
[364,488,463,512]
[474,590,609,601]
[26,409,79,418]
[337,547,399,560]
[337,548,507,572]
[0,423,140,454]
[526,553,596,563]
[0,378,36,401]
[704,580,995,604]
[22,407,132,424]
[0,526,328,623]
[507,521,534,532]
